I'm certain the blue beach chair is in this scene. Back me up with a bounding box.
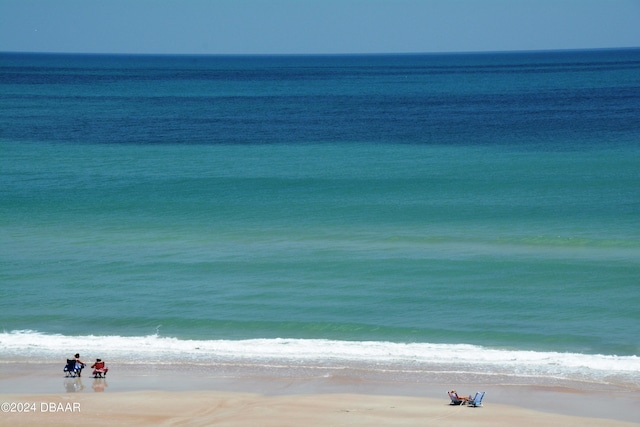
[63,359,79,377]
[468,391,485,407]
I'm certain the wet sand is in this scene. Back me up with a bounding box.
[1,362,638,426]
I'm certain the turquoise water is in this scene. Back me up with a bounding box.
[1,50,639,386]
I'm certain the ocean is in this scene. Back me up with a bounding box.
[1,49,639,389]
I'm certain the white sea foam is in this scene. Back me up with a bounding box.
[1,330,638,387]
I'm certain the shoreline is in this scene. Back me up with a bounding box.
[1,363,639,426]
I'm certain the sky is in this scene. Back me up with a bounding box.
[1,0,639,55]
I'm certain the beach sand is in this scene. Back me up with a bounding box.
[1,363,639,426]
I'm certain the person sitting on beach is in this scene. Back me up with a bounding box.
[91,358,109,378]
[73,353,86,377]
[449,389,470,404]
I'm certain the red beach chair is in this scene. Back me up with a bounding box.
[91,359,109,378]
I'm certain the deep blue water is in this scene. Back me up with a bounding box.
[2,50,638,146]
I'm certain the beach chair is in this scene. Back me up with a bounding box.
[63,359,79,377]
[448,391,466,405]
[468,391,485,407]
[92,360,109,378]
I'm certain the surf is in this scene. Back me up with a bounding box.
[2,331,638,388]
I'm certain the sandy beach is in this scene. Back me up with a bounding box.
[3,390,639,427]
[1,362,639,426]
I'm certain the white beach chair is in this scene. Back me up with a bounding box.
[448,390,466,405]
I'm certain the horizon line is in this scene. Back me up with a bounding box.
[2,46,639,57]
